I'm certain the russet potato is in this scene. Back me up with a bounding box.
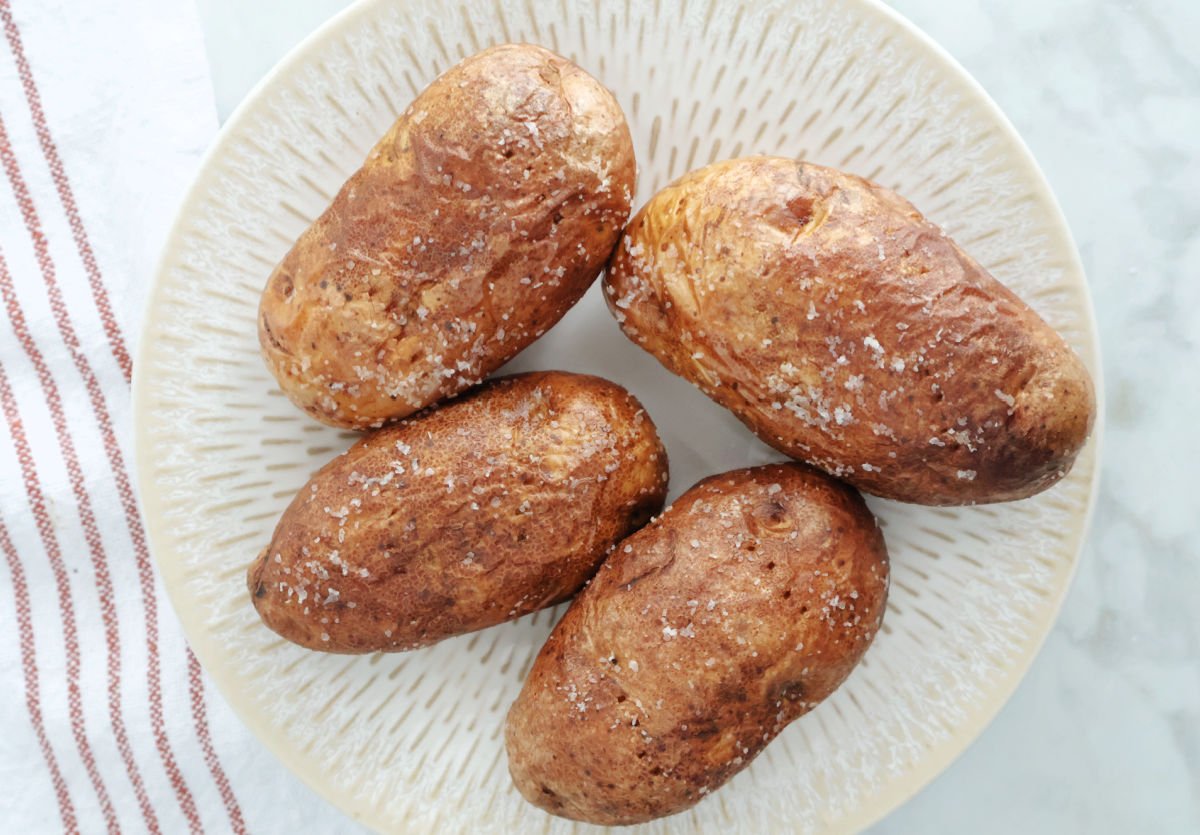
[260,44,635,428]
[605,156,1095,504]
[505,463,888,825]
[248,372,668,653]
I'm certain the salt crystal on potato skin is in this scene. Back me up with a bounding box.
[505,463,888,825]
[259,44,635,429]
[247,372,668,653]
[604,156,1095,505]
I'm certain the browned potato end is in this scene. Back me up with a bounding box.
[505,463,888,825]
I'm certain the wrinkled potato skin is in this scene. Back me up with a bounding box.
[505,463,888,825]
[604,157,1095,504]
[248,372,668,653]
[260,44,635,428]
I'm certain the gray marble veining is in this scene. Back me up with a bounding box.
[874,2,1199,832]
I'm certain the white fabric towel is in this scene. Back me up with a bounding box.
[0,0,360,830]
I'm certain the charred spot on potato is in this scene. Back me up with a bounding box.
[260,314,286,352]
[772,680,806,702]
[785,195,815,225]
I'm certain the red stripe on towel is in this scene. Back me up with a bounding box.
[1,4,244,830]
[189,652,248,835]
[0,516,80,833]
[0,351,119,834]
[0,0,132,382]
[0,123,169,830]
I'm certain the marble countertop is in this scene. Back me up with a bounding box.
[193,0,1200,831]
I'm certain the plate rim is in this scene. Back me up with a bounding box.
[132,0,1106,831]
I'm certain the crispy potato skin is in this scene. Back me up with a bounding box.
[605,157,1095,504]
[259,44,635,428]
[505,463,888,825]
[248,372,668,653]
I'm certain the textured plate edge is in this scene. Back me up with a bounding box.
[130,0,402,829]
[829,2,1105,832]
[127,0,1107,832]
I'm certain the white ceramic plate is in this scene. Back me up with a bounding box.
[134,1,1103,832]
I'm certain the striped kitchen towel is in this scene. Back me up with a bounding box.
[0,1,360,831]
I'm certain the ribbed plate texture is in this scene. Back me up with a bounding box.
[135,1,1101,832]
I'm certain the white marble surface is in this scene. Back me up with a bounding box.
[192,0,1200,831]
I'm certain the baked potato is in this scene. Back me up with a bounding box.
[248,371,668,653]
[259,44,635,429]
[505,463,888,824]
[604,156,1095,504]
